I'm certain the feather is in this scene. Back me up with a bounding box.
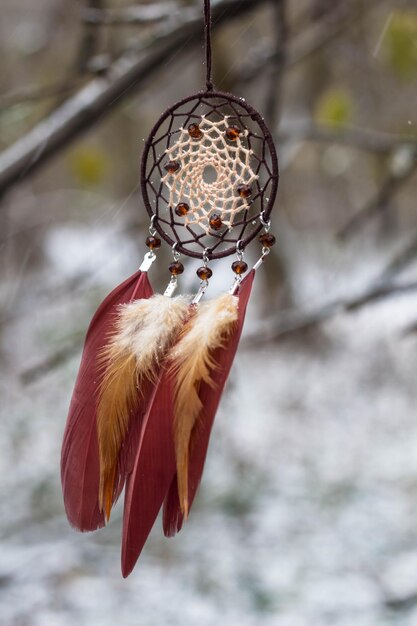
[163,271,255,536]
[169,292,240,517]
[61,269,153,531]
[121,273,255,574]
[121,366,177,577]
[97,295,189,519]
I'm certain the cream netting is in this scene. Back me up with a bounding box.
[162,116,258,234]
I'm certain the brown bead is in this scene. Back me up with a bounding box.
[209,213,223,230]
[164,160,181,174]
[237,184,252,199]
[225,125,241,141]
[231,260,248,275]
[175,202,190,216]
[259,232,276,248]
[188,123,203,140]
[196,266,213,281]
[145,235,161,250]
[169,261,184,276]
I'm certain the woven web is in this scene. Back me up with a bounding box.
[162,116,258,233]
[141,92,278,260]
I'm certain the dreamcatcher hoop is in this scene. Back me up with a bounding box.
[140,90,279,260]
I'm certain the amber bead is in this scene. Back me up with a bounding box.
[237,184,252,199]
[196,266,213,281]
[175,202,190,216]
[231,260,248,275]
[169,261,184,276]
[188,123,203,140]
[209,213,223,230]
[145,235,161,250]
[164,160,181,174]
[259,232,276,248]
[225,125,241,141]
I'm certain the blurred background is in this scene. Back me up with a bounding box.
[1,0,417,624]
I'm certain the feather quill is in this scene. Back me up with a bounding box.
[169,293,239,518]
[97,294,189,519]
[163,271,255,536]
[61,269,153,531]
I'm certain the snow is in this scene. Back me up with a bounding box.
[2,222,417,626]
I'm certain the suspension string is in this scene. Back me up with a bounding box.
[204,0,213,91]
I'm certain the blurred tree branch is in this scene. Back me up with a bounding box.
[243,277,417,347]
[0,0,268,200]
[20,271,417,384]
[3,0,417,380]
[0,82,83,110]
[264,0,287,131]
[0,0,399,200]
[82,1,180,26]
[2,0,407,198]
[75,0,104,75]
[337,146,417,241]
[242,0,383,83]
[20,334,84,385]
[278,121,417,154]
[379,234,417,281]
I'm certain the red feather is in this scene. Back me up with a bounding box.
[121,368,177,577]
[162,270,255,537]
[121,272,255,576]
[61,270,153,531]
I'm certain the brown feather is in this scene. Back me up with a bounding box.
[97,351,138,518]
[169,294,239,517]
[97,294,189,518]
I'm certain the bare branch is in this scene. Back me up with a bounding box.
[264,0,287,131]
[278,120,417,154]
[75,0,104,75]
[20,272,417,383]
[337,146,417,241]
[403,319,417,336]
[0,0,267,200]
[243,278,417,346]
[20,335,84,385]
[1,0,394,195]
[82,2,179,26]
[379,235,417,282]
[242,0,384,84]
[0,81,82,111]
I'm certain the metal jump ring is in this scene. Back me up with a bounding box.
[202,248,210,266]
[172,242,180,261]
[149,215,157,236]
[236,240,244,261]
[260,211,271,232]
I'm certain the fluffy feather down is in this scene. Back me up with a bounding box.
[169,293,239,517]
[97,294,189,519]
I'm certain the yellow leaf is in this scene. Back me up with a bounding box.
[314,87,354,130]
[385,12,417,80]
[69,146,107,186]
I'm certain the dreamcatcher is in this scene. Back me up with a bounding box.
[61,0,278,578]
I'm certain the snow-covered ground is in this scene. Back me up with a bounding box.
[2,220,417,626]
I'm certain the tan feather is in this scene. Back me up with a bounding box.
[169,293,239,517]
[97,294,189,519]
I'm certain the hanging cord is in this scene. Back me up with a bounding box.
[204,0,213,91]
